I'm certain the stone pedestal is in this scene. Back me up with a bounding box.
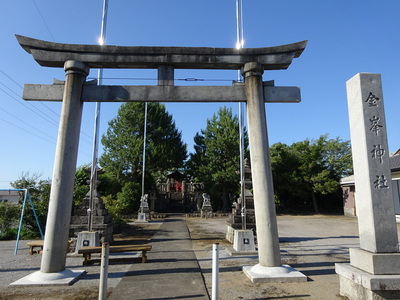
[226,194,256,242]
[135,212,149,223]
[349,248,400,274]
[337,249,400,298]
[336,263,400,300]
[233,230,256,252]
[200,207,212,218]
[75,231,99,253]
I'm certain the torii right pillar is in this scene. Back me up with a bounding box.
[336,73,400,299]
[242,62,306,282]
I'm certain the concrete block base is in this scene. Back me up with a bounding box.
[336,263,400,300]
[10,269,85,286]
[350,248,400,275]
[233,229,256,252]
[75,231,99,253]
[243,264,307,283]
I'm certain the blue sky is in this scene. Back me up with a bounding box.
[1,1,399,188]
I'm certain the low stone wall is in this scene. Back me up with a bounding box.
[184,213,229,218]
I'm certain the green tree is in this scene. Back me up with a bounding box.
[116,181,141,213]
[10,172,50,237]
[0,202,20,239]
[9,168,93,237]
[270,142,306,208]
[73,165,90,207]
[187,107,248,212]
[270,135,352,213]
[185,132,206,179]
[99,102,187,213]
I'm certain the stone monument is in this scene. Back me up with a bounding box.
[336,73,400,299]
[200,193,213,218]
[227,158,256,242]
[70,168,113,250]
[136,194,149,223]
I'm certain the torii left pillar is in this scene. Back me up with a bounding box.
[41,60,88,273]
[12,61,88,285]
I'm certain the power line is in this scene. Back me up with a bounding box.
[0,79,60,124]
[8,2,94,145]
[0,106,56,142]
[0,116,92,160]
[0,69,23,88]
[0,70,61,126]
[0,71,93,144]
[0,86,92,145]
[0,68,60,119]
[32,0,55,42]
[0,85,60,128]
[0,116,55,144]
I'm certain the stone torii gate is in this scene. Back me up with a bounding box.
[15,35,307,284]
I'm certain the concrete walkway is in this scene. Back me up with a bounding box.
[108,218,210,300]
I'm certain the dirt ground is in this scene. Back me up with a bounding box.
[0,221,161,300]
[186,215,355,300]
[0,215,358,299]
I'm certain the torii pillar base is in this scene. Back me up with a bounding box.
[243,264,307,283]
[10,269,85,286]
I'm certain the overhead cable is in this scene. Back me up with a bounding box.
[32,0,56,42]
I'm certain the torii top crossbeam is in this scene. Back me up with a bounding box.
[16,35,306,70]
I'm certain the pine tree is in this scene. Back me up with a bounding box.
[187,107,248,212]
[270,135,353,213]
[99,102,187,212]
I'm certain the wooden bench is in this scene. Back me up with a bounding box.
[27,240,73,255]
[78,244,152,266]
[27,240,44,255]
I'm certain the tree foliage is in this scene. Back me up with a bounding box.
[9,172,51,238]
[73,165,90,207]
[0,202,21,238]
[270,135,352,213]
[187,107,248,211]
[7,169,94,239]
[99,102,187,213]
